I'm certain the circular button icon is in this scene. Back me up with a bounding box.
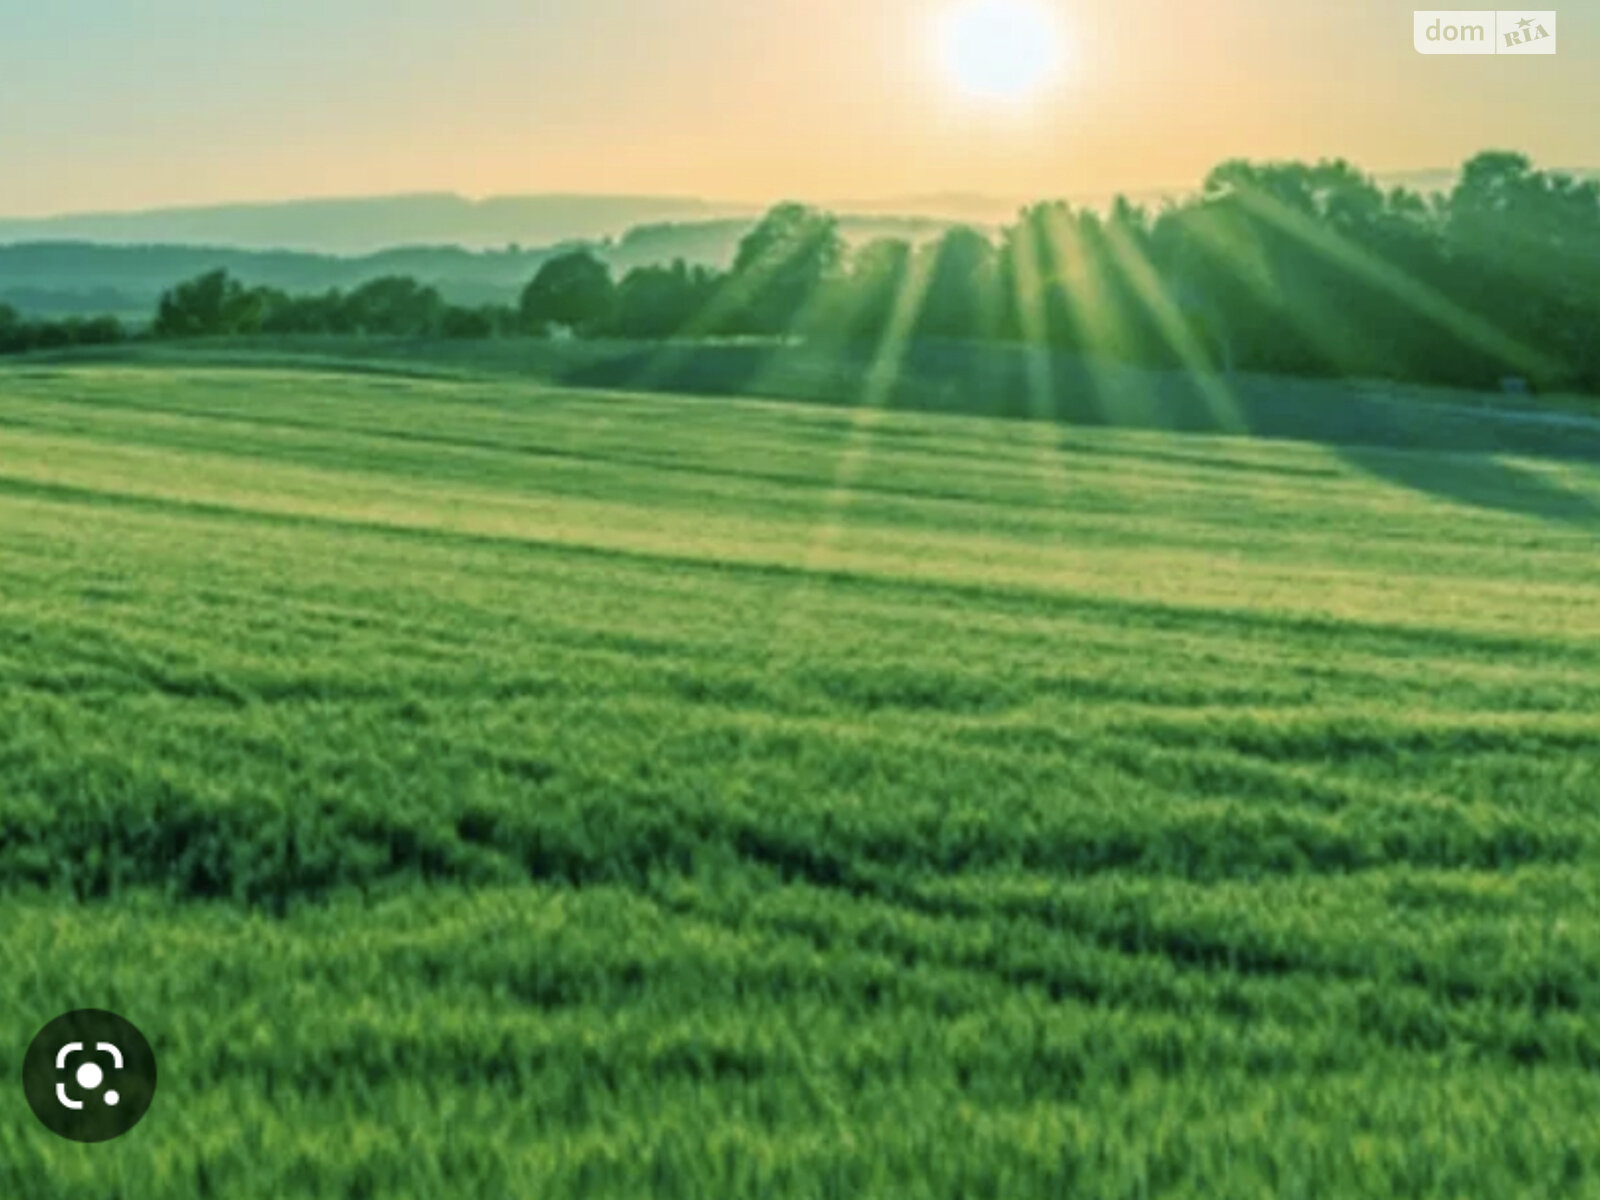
[22,1010,157,1143]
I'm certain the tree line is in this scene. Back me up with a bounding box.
[0,305,127,354]
[4,151,1596,394]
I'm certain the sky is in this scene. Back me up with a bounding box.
[2,0,1595,217]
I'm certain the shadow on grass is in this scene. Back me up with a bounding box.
[552,340,1600,462]
[1336,445,1600,528]
[559,340,1600,527]
[13,336,1600,469]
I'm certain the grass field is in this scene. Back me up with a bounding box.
[3,354,1600,1197]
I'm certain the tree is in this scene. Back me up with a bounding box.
[70,315,127,346]
[519,250,615,335]
[0,303,20,353]
[1446,152,1600,388]
[725,203,844,336]
[440,305,504,339]
[153,269,244,337]
[915,226,999,341]
[342,276,445,336]
[609,260,720,339]
[258,288,350,335]
[998,202,1079,347]
[833,238,912,343]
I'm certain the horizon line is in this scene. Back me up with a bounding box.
[6,161,1597,227]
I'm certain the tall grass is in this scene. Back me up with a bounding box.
[2,361,1599,1197]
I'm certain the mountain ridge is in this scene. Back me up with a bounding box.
[10,168,1593,256]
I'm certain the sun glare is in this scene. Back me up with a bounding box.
[939,0,1063,103]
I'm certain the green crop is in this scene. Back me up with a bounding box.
[3,360,1599,1197]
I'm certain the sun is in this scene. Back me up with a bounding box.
[939,0,1064,103]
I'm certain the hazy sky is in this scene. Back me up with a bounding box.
[3,0,1594,216]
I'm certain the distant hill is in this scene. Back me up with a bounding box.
[7,168,1594,321]
[1026,168,1599,218]
[1371,167,1596,194]
[0,193,1006,262]
[0,242,567,320]
[0,194,757,257]
[824,193,1028,223]
[5,169,1596,259]
[0,216,970,321]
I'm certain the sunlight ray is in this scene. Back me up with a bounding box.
[1099,216,1251,436]
[801,245,941,572]
[1029,203,1125,439]
[1223,184,1557,380]
[619,227,833,397]
[1179,203,1381,378]
[757,243,942,677]
[1042,204,1124,359]
[737,257,877,403]
[1007,212,1073,507]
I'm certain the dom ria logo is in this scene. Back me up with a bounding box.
[1502,13,1553,47]
[1414,11,1557,54]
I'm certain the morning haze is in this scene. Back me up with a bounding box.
[2,0,1594,217]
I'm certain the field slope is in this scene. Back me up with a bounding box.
[3,361,1600,1198]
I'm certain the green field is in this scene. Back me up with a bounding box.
[3,355,1600,1197]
